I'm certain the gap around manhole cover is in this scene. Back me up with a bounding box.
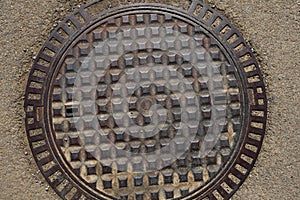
[24,1,267,200]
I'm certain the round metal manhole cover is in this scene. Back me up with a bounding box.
[24,1,267,200]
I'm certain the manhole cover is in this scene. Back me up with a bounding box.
[24,1,267,200]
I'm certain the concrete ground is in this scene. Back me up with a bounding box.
[0,0,299,199]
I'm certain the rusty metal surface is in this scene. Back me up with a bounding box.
[24,1,267,200]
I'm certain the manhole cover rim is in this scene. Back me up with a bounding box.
[24,2,267,200]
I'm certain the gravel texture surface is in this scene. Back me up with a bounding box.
[0,0,299,199]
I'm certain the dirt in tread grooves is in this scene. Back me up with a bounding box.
[0,0,299,200]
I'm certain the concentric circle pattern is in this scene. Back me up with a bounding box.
[24,1,267,200]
